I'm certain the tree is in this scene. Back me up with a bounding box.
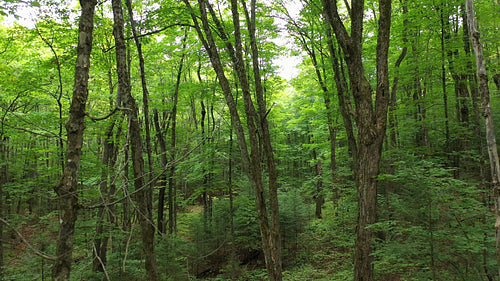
[111,0,158,279]
[466,0,500,278]
[51,0,97,280]
[321,0,392,280]
[183,0,283,279]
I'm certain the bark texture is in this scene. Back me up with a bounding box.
[183,0,282,279]
[111,0,159,279]
[465,1,500,279]
[51,0,97,280]
[321,0,392,280]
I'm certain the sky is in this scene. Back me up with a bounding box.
[1,0,303,80]
[270,0,304,80]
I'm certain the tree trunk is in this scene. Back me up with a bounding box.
[290,16,338,200]
[440,3,451,153]
[388,2,408,149]
[168,31,187,234]
[93,121,115,273]
[466,1,500,279]
[242,2,282,279]
[153,108,169,234]
[312,148,324,219]
[184,0,282,279]
[124,0,156,228]
[0,136,6,278]
[493,73,500,93]
[111,0,158,280]
[322,0,392,280]
[51,1,97,280]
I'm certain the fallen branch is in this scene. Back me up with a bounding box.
[0,217,56,261]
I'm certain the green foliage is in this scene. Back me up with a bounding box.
[156,236,192,281]
[278,187,313,264]
[374,153,494,280]
[1,0,499,280]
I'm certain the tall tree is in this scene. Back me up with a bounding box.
[111,0,159,279]
[183,0,283,279]
[465,0,500,278]
[51,0,97,280]
[321,0,392,280]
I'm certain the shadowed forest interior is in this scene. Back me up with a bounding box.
[1,0,500,280]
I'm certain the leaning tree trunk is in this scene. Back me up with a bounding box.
[321,0,392,280]
[242,1,282,279]
[51,0,97,280]
[168,32,187,234]
[111,0,159,280]
[183,0,282,279]
[465,0,500,279]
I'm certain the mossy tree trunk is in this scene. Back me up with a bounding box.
[51,0,97,280]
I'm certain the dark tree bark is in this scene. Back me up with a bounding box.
[0,94,16,278]
[0,134,6,278]
[312,145,324,219]
[241,2,282,278]
[51,1,97,280]
[183,0,282,279]
[388,2,408,149]
[200,100,210,227]
[321,0,392,280]
[168,31,187,234]
[440,3,451,153]
[493,73,500,92]
[153,108,168,234]
[124,0,156,228]
[111,0,159,280]
[466,1,500,278]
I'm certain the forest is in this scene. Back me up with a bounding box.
[0,0,500,280]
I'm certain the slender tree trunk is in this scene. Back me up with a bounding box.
[122,140,131,232]
[388,3,407,149]
[493,73,500,93]
[124,0,156,227]
[200,100,210,227]
[228,126,237,278]
[440,3,451,153]
[153,109,168,234]
[242,2,282,279]
[290,16,338,200]
[93,122,114,272]
[92,113,120,273]
[184,1,282,279]
[37,29,65,174]
[0,135,6,278]
[168,31,187,234]
[324,25,356,158]
[312,146,324,219]
[51,1,97,280]
[466,1,500,279]
[111,0,158,280]
[93,69,119,273]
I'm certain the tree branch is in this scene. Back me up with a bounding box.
[86,107,119,122]
[0,217,56,261]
